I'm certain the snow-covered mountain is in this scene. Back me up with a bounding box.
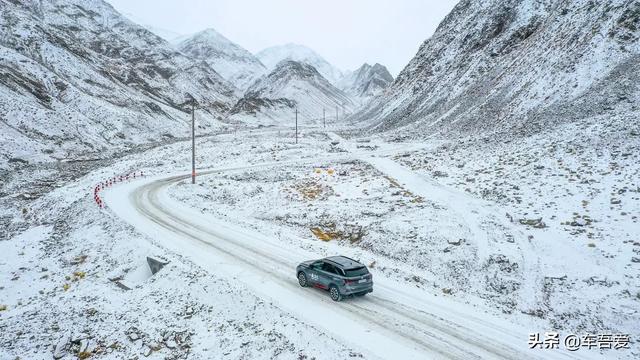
[256,44,344,85]
[0,0,237,169]
[230,60,354,124]
[350,0,640,137]
[177,29,267,90]
[338,63,394,105]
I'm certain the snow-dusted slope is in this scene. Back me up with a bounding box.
[339,63,394,105]
[177,29,267,90]
[230,60,355,124]
[256,44,344,85]
[351,0,640,137]
[0,0,237,169]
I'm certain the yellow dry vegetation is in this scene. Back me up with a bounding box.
[311,227,339,241]
[63,283,70,291]
[410,196,425,203]
[384,175,401,188]
[384,175,424,203]
[313,168,335,175]
[0,305,7,311]
[295,182,324,200]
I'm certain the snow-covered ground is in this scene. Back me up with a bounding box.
[2,125,636,359]
[389,114,640,336]
[0,129,354,359]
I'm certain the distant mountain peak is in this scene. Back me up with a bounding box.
[231,60,354,124]
[177,28,266,90]
[192,28,227,41]
[339,63,394,104]
[271,60,322,78]
[256,44,344,85]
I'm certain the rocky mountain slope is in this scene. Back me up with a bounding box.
[177,29,267,90]
[230,60,355,124]
[0,0,237,170]
[350,0,640,138]
[256,43,344,85]
[343,0,640,340]
[339,63,394,105]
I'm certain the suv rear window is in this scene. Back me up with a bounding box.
[344,267,368,277]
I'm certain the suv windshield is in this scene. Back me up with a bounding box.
[344,267,368,277]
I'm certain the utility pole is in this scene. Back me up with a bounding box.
[323,108,326,129]
[295,107,298,144]
[191,101,196,184]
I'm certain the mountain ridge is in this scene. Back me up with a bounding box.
[349,0,639,139]
[0,0,238,168]
[256,43,344,85]
[230,60,354,124]
[177,28,267,91]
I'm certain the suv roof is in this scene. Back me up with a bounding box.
[324,256,363,270]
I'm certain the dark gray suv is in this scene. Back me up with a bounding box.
[296,256,373,301]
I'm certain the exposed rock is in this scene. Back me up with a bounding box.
[518,218,546,228]
[126,327,141,341]
[570,218,587,227]
[53,332,71,359]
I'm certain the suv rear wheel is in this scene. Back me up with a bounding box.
[297,272,308,287]
[329,285,342,301]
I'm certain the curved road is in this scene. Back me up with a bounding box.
[105,159,593,360]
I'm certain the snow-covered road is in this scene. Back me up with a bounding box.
[102,142,600,360]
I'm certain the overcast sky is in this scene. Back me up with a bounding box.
[106,0,459,76]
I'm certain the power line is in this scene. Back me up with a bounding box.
[191,100,196,184]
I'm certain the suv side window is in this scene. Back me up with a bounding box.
[321,262,337,274]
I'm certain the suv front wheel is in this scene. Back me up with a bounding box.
[297,272,308,287]
[329,285,342,302]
